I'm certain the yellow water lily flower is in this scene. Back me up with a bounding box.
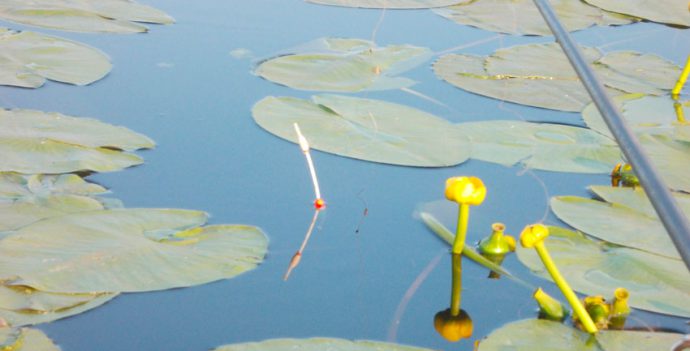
[434,308,473,342]
[445,176,486,206]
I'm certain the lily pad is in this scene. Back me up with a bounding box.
[0,0,174,33]
[456,120,622,173]
[0,209,268,293]
[434,0,635,36]
[305,0,467,9]
[214,338,435,351]
[252,94,470,167]
[638,134,690,193]
[255,38,431,92]
[583,0,690,27]
[516,226,690,317]
[433,43,680,112]
[582,94,690,142]
[0,327,61,351]
[0,174,119,232]
[0,282,116,327]
[0,28,111,88]
[478,319,683,351]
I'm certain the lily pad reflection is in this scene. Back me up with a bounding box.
[0,28,111,88]
[0,209,268,293]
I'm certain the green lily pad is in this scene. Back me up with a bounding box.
[582,94,690,141]
[0,108,154,174]
[252,94,470,167]
[0,327,61,351]
[255,38,431,92]
[1,108,155,151]
[0,0,174,33]
[214,338,435,351]
[0,209,268,293]
[305,0,467,9]
[0,174,120,232]
[434,0,635,36]
[0,282,116,327]
[583,0,690,27]
[639,134,690,193]
[0,28,111,88]
[516,226,690,317]
[478,319,683,351]
[433,43,679,112]
[456,120,621,173]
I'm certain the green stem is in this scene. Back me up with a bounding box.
[450,253,462,316]
[535,242,598,334]
[452,204,469,254]
[672,54,690,99]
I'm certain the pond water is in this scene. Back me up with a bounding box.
[1,1,689,350]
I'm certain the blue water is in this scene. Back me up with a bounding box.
[1,1,688,350]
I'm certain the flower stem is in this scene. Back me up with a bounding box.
[452,204,469,254]
[534,242,598,334]
[450,253,462,316]
[672,54,690,99]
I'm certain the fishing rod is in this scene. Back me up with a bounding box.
[532,0,690,271]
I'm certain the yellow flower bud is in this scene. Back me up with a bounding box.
[433,308,473,342]
[520,224,550,248]
[445,177,486,206]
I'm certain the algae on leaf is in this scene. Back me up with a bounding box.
[456,120,622,173]
[305,0,467,9]
[583,0,690,27]
[0,28,111,88]
[516,226,690,317]
[0,209,268,293]
[433,43,680,112]
[478,319,683,351]
[0,0,174,33]
[434,0,635,36]
[255,38,431,92]
[214,337,436,351]
[253,94,470,167]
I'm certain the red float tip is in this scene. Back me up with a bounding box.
[314,198,326,210]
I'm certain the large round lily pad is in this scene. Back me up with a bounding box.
[455,120,622,173]
[433,43,680,112]
[0,327,61,351]
[0,28,111,88]
[478,319,683,351]
[434,0,635,36]
[252,94,470,167]
[0,282,116,327]
[0,209,268,293]
[583,0,690,27]
[516,226,690,317]
[255,38,431,92]
[0,0,174,33]
[305,0,467,9]
[638,134,690,193]
[214,338,436,351]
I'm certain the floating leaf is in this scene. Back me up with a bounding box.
[255,38,431,92]
[0,282,116,327]
[0,28,111,88]
[516,226,690,317]
[0,327,61,351]
[478,319,683,351]
[305,0,467,9]
[0,0,174,33]
[214,338,435,351]
[252,94,470,167]
[0,209,268,293]
[434,0,634,36]
[0,174,119,232]
[638,134,690,193]
[433,43,679,112]
[456,120,621,173]
[583,0,690,27]
[582,94,690,142]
